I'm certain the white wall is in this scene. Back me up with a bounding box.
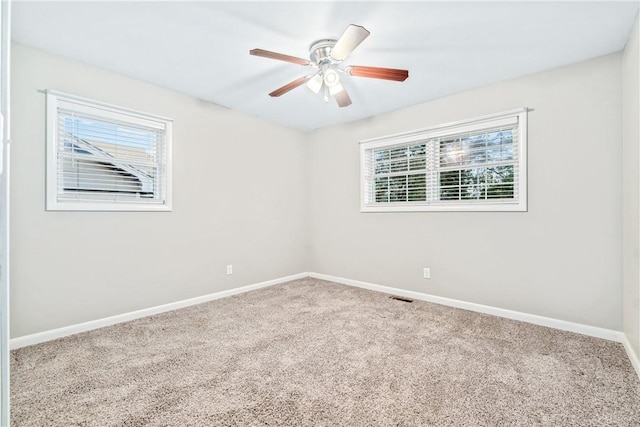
[623,14,640,359]
[10,43,308,337]
[308,53,623,330]
[10,41,631,338]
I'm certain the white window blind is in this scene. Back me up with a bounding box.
[360,109,527,212]
[46,91,172,211]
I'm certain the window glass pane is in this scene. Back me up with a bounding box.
[389,147,407,160]
[389,176,407,202]
[487,144,513,162]
[462,133,487,150]
[389,158,408,173]
[375,150,390,161]
[440,188,460,200]
[461,146,487,165]
[66,116,158,162]
[374,177,389,203]
[374,144,427,176]
[487,183,515,199]
[60,114,161,198]
[487,129,512,146]
[407,144,426,156]
[486,165,514,199]
[439,166,515,201]
[408,174,426,201]
[375,160,390,174]
[374,149,390,174]
[440,128,515,168]
[409,156,426,171]
[439,170,460,201]
[439,137,461,167]
[439,170,460,186]
[460,184,485,200]
[460,167,485,200]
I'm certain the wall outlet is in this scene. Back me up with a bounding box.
[423,267,431,279]
[226,264,233,275]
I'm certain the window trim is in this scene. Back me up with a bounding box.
[360,108,528,212]
[45,90,173,212]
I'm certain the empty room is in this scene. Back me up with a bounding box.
[0,0,640,425]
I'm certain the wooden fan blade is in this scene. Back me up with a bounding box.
[334,87,352,108]
[250,48,310,66]
[346,65,409,82]
[330,24,370,62]
[269,76,312,97]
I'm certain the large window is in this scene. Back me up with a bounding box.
[46,91,172,211]
[360,109,527,212]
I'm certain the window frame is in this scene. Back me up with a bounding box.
[45,90,173,212]
[360,108,528,212]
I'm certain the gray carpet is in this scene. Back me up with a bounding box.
[10,278,640,426]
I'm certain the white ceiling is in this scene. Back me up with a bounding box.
[11,1,640,132]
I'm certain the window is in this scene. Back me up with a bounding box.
[360,109,527,212]
[46,91,172,211]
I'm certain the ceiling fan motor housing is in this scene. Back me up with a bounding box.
[309,39,339,65]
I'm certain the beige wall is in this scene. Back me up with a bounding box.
[10,44,308,337]
[308,53,623,330]
[623,14,640,359]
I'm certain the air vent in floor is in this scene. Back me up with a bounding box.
[390,296,413,303]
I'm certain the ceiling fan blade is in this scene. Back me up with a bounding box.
[269,76,312,97]
[346,65,409,82]
[331,83,352,108]
[330,24,370,62]
[250,48,310,66]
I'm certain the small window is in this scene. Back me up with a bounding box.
[46,91,172,211]
[360,109,527,212]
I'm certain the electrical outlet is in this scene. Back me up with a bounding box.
[423,267,431,279]
[226,265,233,275]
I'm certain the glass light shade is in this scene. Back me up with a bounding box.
[306,74,323,94]
[323,68,340,87]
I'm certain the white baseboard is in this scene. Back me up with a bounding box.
[621,335,640,379]
[11,270,639,382]
[309,272,624,343]
[311,273,640,380]
[10,272,309,350]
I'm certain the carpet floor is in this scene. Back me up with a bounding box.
[10,278,640,426]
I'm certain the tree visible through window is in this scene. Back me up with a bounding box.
[373,143,427,203]
[438,128,515,201]
[360,109,527,212]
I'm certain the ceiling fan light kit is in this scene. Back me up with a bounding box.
[250,24,409,108]
[323,68,340,87]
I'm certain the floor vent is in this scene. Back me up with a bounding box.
[390,296,413,303]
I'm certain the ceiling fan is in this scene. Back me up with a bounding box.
[250,24,409,108]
